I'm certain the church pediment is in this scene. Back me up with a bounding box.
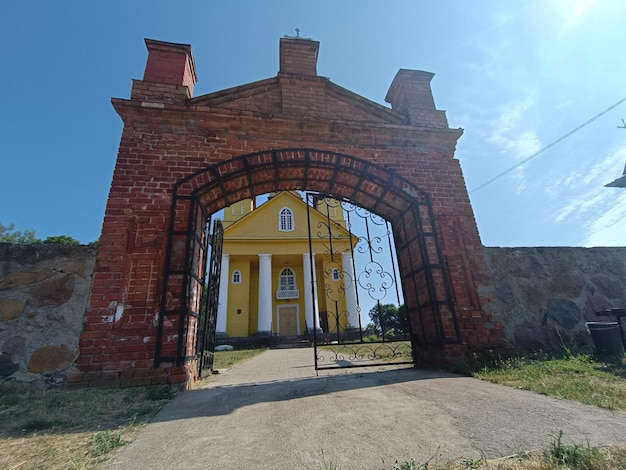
[224,192,354,245]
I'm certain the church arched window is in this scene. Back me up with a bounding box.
[279,207,294,232]
[232,270,241,284]
[279,268,296,291]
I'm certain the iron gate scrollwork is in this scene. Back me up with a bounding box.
[306,193,415,371]
[197,218,224,376]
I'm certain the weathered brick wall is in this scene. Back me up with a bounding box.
[0,243,96,386]
[78,37,504,387]
[485,247,626,353]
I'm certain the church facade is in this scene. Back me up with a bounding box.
[217,192,360,337]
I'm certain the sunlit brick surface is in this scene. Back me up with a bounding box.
[76,38,504,387]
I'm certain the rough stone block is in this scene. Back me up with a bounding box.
[28,345,78,373]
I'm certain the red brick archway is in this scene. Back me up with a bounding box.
[75,38,504,387]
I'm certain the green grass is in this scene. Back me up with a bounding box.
[0,348,266,469]
[89,430,128,457]
[458,352,626,411]
[213,347,267,369]
[0,384,174,469]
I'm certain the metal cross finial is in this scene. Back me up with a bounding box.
[283,28,311,40]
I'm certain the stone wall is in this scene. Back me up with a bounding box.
[2,244,624,386]
[0,243,96,385]
[485,247,626,353]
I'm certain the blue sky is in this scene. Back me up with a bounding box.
[2,0,626,246]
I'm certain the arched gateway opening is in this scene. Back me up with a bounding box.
[158,149,460,375]
[76,37,505,387]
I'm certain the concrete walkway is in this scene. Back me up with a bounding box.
[106,349,626,469]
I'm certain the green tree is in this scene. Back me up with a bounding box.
[0,222,38,244]
[43,235,80,245]
[368,303,409,336]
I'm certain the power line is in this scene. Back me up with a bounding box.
[469,96,626,194]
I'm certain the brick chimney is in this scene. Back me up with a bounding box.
[385,69,448,127]
[279,38,319,76]
[143,39,198,96]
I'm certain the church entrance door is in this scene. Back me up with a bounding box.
[278,305,299,336]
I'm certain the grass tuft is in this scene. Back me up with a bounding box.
[392,458,422,470]
[89,430,128,457]
[543,430,604,470]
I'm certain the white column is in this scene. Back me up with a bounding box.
[303,253,321,332]
[216,254,230,334]
[342,251,360,328]
[258,254,273,334]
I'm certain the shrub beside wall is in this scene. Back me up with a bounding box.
[0,243,96,386]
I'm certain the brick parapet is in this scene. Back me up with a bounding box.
[143,39,197,95]
[129,80,191,105]
[385,69,449,128]
[279,38,319,76]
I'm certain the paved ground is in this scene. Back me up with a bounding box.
[106,349,626,469]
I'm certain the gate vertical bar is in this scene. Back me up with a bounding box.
[198,218,224,376]
[306,193,320,373]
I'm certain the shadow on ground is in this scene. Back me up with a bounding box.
[154,367,460,422]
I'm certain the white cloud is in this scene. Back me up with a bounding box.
[584,190,626,246]
[488,101,534,145]
[486,103,541,193]
[509,130,542,161]
[553,145,626,219]
[553,144,626,245]
[555,187,606,222]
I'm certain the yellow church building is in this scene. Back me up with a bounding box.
[216,192,361,338]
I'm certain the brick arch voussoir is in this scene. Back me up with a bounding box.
[174,148,432,224]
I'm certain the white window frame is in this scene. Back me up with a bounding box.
[279,207,294,232]
[332,268,341,281]
[279,268,296,290]
[276,267,300,300]
[232,270,242,284]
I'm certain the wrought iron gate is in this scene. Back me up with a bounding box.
[197,218,224,377]
[306,193,415,371]
[156,191,222,376]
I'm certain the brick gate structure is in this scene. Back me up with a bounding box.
[76,37,505,387]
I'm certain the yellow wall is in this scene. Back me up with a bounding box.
[222,192,356,337]
[316,254,350,333]
[248,264,259,335]
[226,260,250,337]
